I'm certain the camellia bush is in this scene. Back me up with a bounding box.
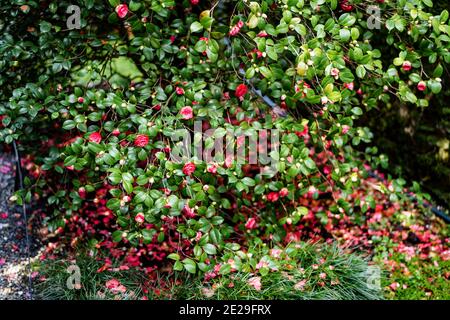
[0,0,449,278]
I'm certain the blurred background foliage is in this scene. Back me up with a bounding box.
[364,0,450,208]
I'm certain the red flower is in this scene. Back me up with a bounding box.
[235,84,248,98]
[183,162,196,176]
[417,81,426,91]
[175,87,185,95]
[134,134,149,147]
[183,205,196,218]
[115,4,128,19]
[180,106,193,120]
[279,188,289,197]
[267,192,279,202]
[229,20,244,36]
[342,125,350,134]
[344,82,354,90]
[207,164,218,174]
[135,213,145,224]
[112,129,120,136]
[89,132,102,143]
[245,217,257,229]
[402,61,412,72]
[340,0,353,11]
[170,35,176,43]
[190,0,199,5]
[78,187,86,199]
[257,31,268,37]
[77,97,84,103]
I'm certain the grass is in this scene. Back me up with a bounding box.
[171,243,383,300]
[381,253,450,300]
[33,252,146,300]
[33,242,384,300]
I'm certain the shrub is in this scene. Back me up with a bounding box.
[0,0,449,276]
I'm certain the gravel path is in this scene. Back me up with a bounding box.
[0,153,41,300]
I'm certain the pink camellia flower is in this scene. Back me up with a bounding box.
[248,276,262,291]
[77,97,84,103]
[257,31,268,37]
[0,258,5,266]
[134,134,149,147]
[183,205,196,218]
[180,106,193,120]
[344,82,354,90]
[78,187,86,199]
[235,84,248,98]
[245,217,257,229]
[115,4,128,19]
[417,81,426,91]
[182,162,196,176]
[342,125,350,134]
[402,61,412,71]
[170,35,176,43]
[356,88,363,95]
[207,164,218,174]
[321,96,329,105]
[190,0,199,5]
[135,213,145,224]
[175,87,185,95]
[229,20,244,36]
[112,129,120,136]
[319,272,327,279]
[279,188,289,197]
[330,68,340,77]
[267,191,279,202]
[122,195,131,203]
[89,132,102,143]
[0,212,8,219]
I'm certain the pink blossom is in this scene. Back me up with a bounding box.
[175,87,185,95]
[248,276,262,291]
[180,106,193,120]
[115,4,128,19]
[135,213,145,224]
[245,217,257,229]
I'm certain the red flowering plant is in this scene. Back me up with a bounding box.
[0,0,449,280]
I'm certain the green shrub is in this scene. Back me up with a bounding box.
[0,0,449,275]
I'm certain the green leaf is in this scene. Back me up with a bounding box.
[108,0,120,6]
[203,244,217,255]
[356,65,366,78]
[173,261,183,271]
[167,253,180,260]
[183,258,197,274]
[339,29,351,42]
[112,230,124,242]
[209,229,222,244]
[219,263,231,275]
[190,22,203,33]
[351,107,363,115]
